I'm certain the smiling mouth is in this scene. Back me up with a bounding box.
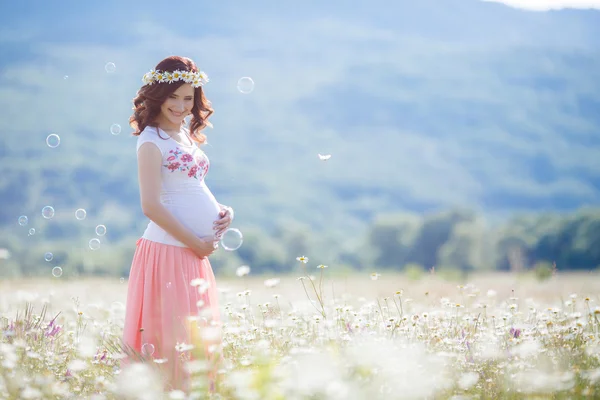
[170,110,183,117]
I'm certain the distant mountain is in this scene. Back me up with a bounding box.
[1,0,599,237]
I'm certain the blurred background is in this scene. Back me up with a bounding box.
[1,0,599,279]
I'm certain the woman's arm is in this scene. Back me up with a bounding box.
[138,142,217,253]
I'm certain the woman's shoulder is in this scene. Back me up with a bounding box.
[139,125,160,139]
[139,126,171,144]
[137,126,166,153]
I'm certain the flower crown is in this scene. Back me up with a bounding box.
[142,69,209,88]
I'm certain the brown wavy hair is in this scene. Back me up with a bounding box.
[129,55,213,144]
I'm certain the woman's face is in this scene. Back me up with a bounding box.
[159,83,194,128]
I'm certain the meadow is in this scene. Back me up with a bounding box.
[2,1,600,399]
[1,268,600,399]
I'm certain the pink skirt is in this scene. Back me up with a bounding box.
[121,238,221,390]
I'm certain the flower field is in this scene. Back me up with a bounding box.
[1,270,599,399]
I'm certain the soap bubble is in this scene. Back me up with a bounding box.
[119,277,125,284]
[105,62,116,73]
[46,134,60,148]
[18,216,28,226]
[28,228,36,236]
[220,228,243,251]
[95,225,107,236]
[44,252,53,262]
[75,209,87,220]
[110,124,121,135]
[237,77,254,94]
[52,267,63,278]
[142,343,155,357]
[42,206,55,219]
[89,238,101,250]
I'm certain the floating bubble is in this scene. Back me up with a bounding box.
[110,124,121,135]
[18,215,28,226]
[44,252,53,262]
[52,266,63,278]
[166,282,172,289]
[105,62,116,73]
[75,209,87,220]
[119,277,125,284]
[63,75,69,80]
[142,343,155,357]
[89,238,101,250]
[318,154,332,161]
[42,206,55,219]
[237,77,254,94]
[28,228,36,236]
[46,134,60,148]
[220,228,243,251]
[95,225,107,236]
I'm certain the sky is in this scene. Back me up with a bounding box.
[484,0,600,10]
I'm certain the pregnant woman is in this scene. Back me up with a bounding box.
[122,55,233,392]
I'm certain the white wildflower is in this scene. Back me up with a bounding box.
[236,265,251,277]
[264,278,280,288]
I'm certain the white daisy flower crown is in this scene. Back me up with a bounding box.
[142,69,209,88]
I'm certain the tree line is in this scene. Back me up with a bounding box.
[1,207,598,278]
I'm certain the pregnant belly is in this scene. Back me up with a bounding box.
[165,196,221,238]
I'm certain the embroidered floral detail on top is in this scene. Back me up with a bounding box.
[163,147,209,179]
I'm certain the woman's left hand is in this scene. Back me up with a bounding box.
[213,205,234,238]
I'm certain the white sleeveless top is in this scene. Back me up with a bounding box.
[136,126,221,247]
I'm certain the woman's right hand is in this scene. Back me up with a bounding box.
[191,236,220,259]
